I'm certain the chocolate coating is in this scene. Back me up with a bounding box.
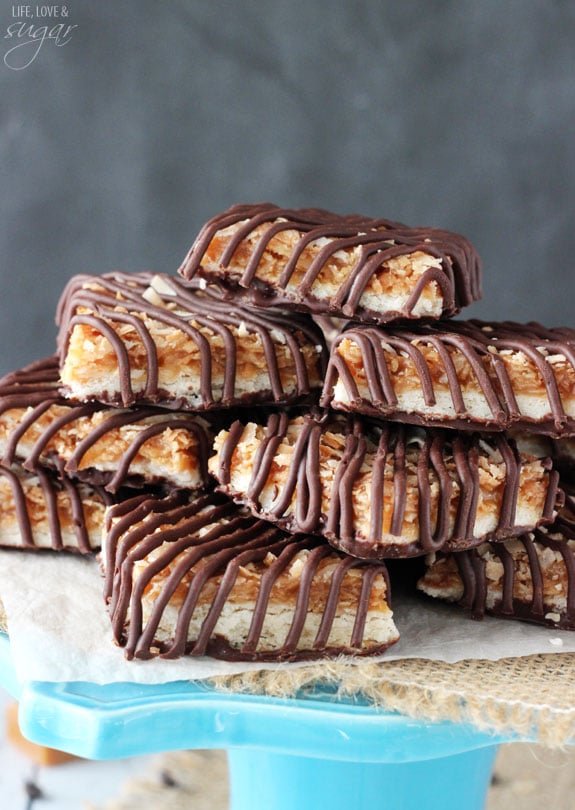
[212,411,560,559]
[178,202,482,323]
[0,466,112,553]
[322,319,575,437]
[0,357,211,492]
[104,490,394,662]
[56,272,327,410]
[445,502,575,629]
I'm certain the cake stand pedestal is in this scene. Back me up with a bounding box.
[0,635,510,810]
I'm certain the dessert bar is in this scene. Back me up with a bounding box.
[178,203,482,324]
[209,411,560,558]
[103,490,398,661]
[57,272,327,410]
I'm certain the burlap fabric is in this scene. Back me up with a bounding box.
[209,654,575,748]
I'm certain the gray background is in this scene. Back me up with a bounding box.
[1,0,574,377]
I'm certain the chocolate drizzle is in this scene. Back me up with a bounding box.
[212,412,559,559]
[321,319,575,437]
[104,490,394,662]
[0,357,212,492]
[0,467,112,553]
[56,272,327,409]
[447,505,575,629]
[177,202,482,323]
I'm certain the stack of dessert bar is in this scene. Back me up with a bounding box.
[0,201,573,666]
[178,204,570,629]
[0,254,396,661]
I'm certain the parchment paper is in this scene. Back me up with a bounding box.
[0,549,574,685]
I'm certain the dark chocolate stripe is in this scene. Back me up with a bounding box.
[0,467,111,553]
[0,356,212,491]
[390,429,408,537]
[490,543,515,615]
[350,565,382,647]
[454,551,478,613]
[281,544,334,654]
[442,506,575,628]
[0,467,35,548]
[139,518,278,658]
[212,413,557,559]
[312,554,360,649]
[2,400,58,467]
[322,319,575,437]
[105,490,393,662]
[242,541,306,654]
[178,203,482,322]
[522,535,546,619]
[0,357,62,403]
[57,272,327,410]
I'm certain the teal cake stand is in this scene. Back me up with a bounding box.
[0,634,510,810]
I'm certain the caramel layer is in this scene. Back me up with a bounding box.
[418,498,575,629]
[57,273,327,409]
[0,467,112,552]
[103,490,398,661]
[178,203,482,324]
[209,412,560,559]
[0,357,211,492]
[322,320,575,437]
